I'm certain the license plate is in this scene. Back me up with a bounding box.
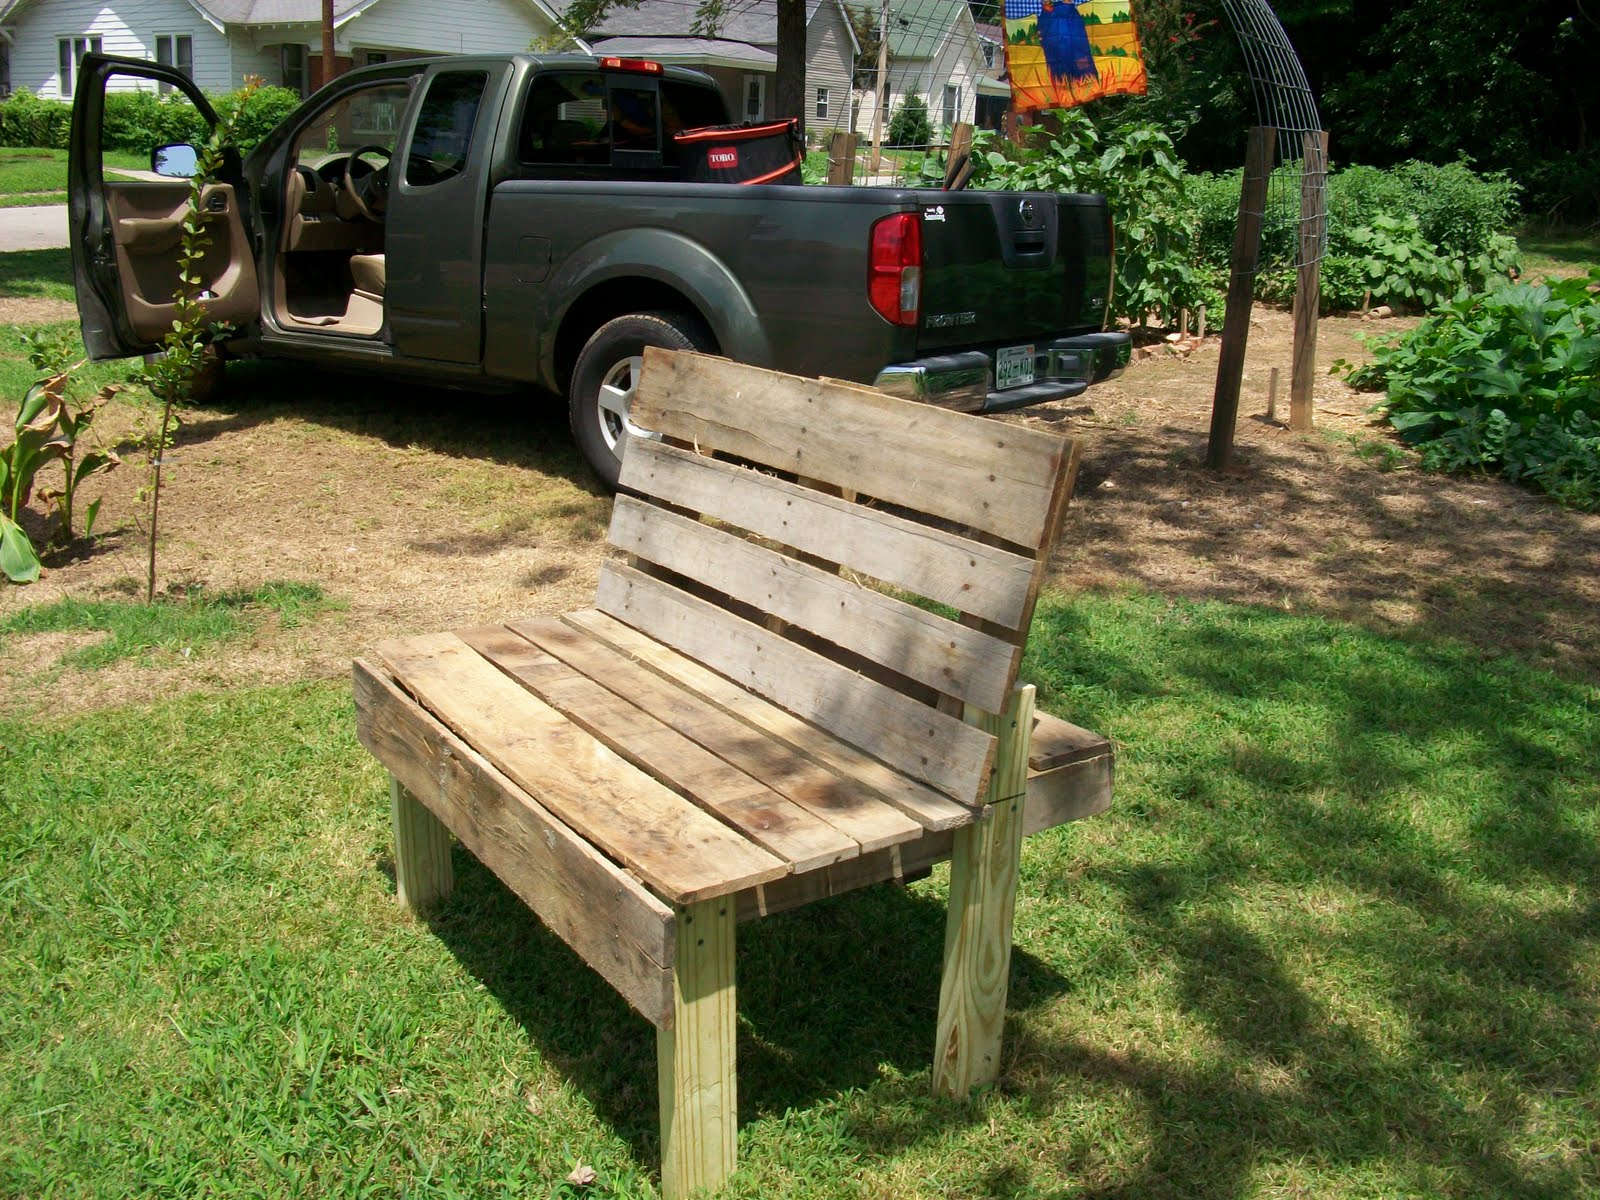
[996,344,1035,390]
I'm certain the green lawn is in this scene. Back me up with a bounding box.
[0,248,77,304]
[1516,229,1600,280]
[2,590,1595,1198]
[0,147,149,200]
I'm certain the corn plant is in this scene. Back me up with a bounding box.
[0,376,70,583]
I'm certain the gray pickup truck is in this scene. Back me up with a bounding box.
[69,52,1129,487]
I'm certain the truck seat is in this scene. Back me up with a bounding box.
[350,253,386,298]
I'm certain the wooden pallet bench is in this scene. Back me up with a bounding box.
[353,350,1113,1197]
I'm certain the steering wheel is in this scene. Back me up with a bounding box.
[342,144,393,221]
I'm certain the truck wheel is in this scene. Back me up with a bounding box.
[569,311,713,490]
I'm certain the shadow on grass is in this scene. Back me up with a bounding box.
[0,247,74,298]
[921,590,1598,1198]
[413,848,1069,1167]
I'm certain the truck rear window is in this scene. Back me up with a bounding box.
[519,71,726,168]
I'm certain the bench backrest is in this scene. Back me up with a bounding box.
[603,349,1082,808]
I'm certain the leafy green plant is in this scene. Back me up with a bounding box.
[22,331,120,546]
[970,109,1204,326]
[1341,267,1600,508]
[0,377,68,582]
[0,82,293,155]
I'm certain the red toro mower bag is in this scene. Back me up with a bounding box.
[674,118,804,185]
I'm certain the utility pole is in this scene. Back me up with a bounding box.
[868,0,890,173]
[321,0,338,88]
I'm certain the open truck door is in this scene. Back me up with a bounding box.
[69,54,259,359]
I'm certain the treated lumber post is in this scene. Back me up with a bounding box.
[826,130,857,186]
[933,683,1034,1096]
[658,898,737,1199]
[390,776,453,912]
[1207,126,1276,470]
[1290,130,1330,433]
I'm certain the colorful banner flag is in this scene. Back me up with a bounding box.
[1003,0,1148,111]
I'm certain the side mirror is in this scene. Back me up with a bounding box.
[151,142,200,178]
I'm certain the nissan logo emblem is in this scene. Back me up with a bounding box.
[1018,199,1038,226]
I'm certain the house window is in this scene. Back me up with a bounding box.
[943,83,959,127]
[153,34,193,93]
[982,41,996,68]
[360,50,388,66]
[743,74,765,121]
[2,42,11,97]
[280,43,308,96]
[57,36,103,98]
[815,86,829,121]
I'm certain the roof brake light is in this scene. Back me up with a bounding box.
[598,57,664,74]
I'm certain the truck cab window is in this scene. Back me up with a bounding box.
[521,72,609,165]
[406,70,489,187]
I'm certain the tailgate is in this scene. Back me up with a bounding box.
[915,191,1113,352]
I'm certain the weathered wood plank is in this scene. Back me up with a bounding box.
[460,624,859,874]
[390,776,454,912]
[508,616,923,854]
[374,633,787,904]
[1024,752,1114,834]
[595,564,996,804]
[632,349,1072,550]
[566,609,978,831]
[933,684,1034,1095]
[353,659,676,1026]
[736,831,956,921]
[610,497,1019,712]
[619,440,1037,631]
[1028,711,1112,770]
[657,898,738,1199]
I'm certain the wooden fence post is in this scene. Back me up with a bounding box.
[943,122,974,189]
[1290,130,1330,433]
[827,130,858,186]
[1206,126,1276,470]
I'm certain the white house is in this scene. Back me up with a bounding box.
[587,0,860,135]
[0,0,573,100]
[854,0,1006,142]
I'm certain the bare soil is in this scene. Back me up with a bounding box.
[4,304,1597,719]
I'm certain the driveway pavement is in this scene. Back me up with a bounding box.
[0,205,69,251]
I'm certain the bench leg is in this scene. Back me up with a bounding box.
[390,776,454,913]
[657,898,737,1199]
[933,684,1034,1096]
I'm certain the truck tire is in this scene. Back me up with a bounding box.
[569,311,714,490]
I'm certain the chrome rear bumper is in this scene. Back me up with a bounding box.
[873,331,1132,413]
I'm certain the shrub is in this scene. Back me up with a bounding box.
[887,95,932,149]
[1340,268,1600,509]
[0,89,73,150]
[0,83,296,155]
[1193,159,1521,313]
[969,108,1208,326]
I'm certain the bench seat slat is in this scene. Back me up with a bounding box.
[596,562,996,804]
[507,617,925,854]
[620,440,1038,631]
[376,632,787,905]
[460,625,862,874]
[610,497,1020,713]
[353,659,677,1026]
[564,610,979,831]
[632,350,1072,550]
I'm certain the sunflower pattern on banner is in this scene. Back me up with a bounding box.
[1003,0,1148,111]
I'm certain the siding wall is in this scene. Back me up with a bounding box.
[854,13,982,140]
[5,0,234,96]
[4,0,556,100]
[334,0,549,56]
[803,0,854,136]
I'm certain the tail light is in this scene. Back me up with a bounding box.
[868,212,922,327]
